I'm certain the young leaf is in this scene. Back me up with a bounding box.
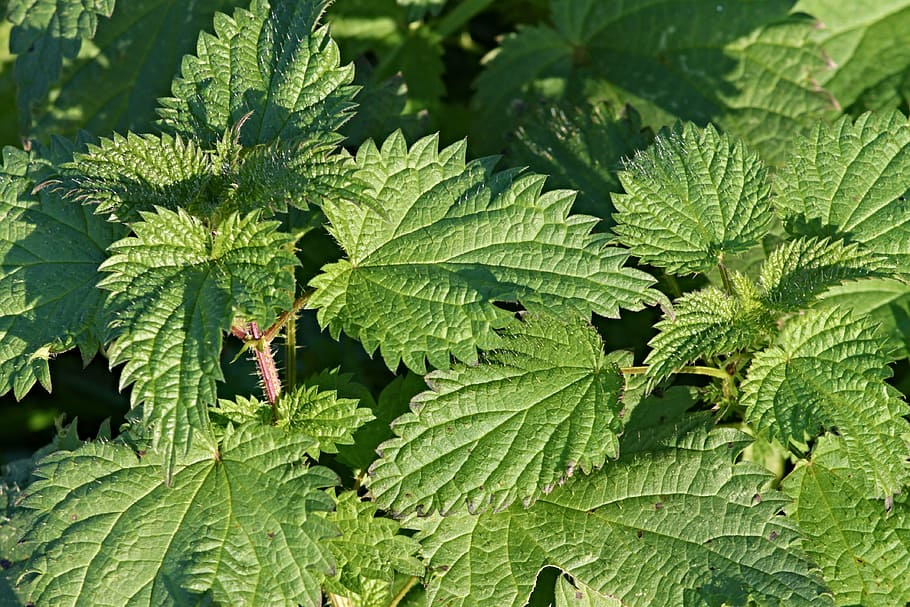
[325,491,423,603]
[758,236,890,312]
[20,424,338,607]
[7,0,115,125]
[0,145,125,399]
[98,208,298,475]
[310,132,658,372]
[473,0,836,161]
[784,436,910,606]
[417,428,831,607]
[613,122,773,275]
[741,307,910,498]
[158,0,357,147]
[66,132,214,223]
[369,313,626,515]
[507,100,652,224]
[775,111,910,272]
[645,273,773,384]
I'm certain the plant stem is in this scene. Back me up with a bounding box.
[717,256,734,295]
[248,321,281,419]
[389,576,419,607]
[264,291,311,342]
[435,0,494,37]
[621,364,730,381]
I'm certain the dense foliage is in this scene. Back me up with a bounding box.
[2,1,910,605]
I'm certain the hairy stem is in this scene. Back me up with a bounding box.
[264,291,311,342]
[249,321,281,418]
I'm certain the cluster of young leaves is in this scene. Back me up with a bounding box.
[2,0,910,606]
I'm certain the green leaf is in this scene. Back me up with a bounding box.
[554,577,621,607]
[775,111,910,273]
[67,132,214,223]
[819,278,910,359]
[7,0,115,125]
[275,383,373,457]
[473,0,836,162]
[645,273,773,384]
[325,491,423,603]
[0,144,125,399]
[741,307,910,498]
[66,130,365,222]
[795,0,910,112]
[507,100,652,224]
[20,424,338,607]
[613,122,773,275]
[758,236,890,312]
[397,0,447,20]
[310,132,658,373]
[784,436,910,606]
[159,0,357,147]
[417,428,831,607]
[369,313,626,515]
[98,208,298,476]
[25,0,247,140]
[337,371,424,471]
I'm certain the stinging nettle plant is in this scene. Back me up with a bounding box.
[1,0,910,606]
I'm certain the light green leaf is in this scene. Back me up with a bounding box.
[369,313,626,515]
[473,0,836,162]
[418,428,831,607]
[7,0,115,125]
[325,491,423,603]
[25,0,247,139]
[98,208,298,476]
[775,111,910,273]
[20,424,338,607]
[159,0,357,147]
[818,278,910,359]
[555,577,621,607]
[758,236,889,312]
[310,131,658,373]
[784,436,910,606]
[795,0,910,112]
[645,273,773,384]
[507,100,652,224]
[741,307,910,498]
[0,144,124,399]
[613,122,773,275]
[275,383,373,457]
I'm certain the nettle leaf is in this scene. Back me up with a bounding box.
[66,130,364,222]
[27,0,247,139]
[784,436,910,606]
[741,307,910,498]
[20,424,338,607]
[645,273,773,384]
[7,0,115,124]
[775,111,910,272]
[417,428,831,607]
[66,132,214,222]
[98,208,298,475]
[554,577,621,607]
[508,100,652,224]
[758,236,890,312]
[369,313,626,515]
[0,145,125,399]
[613,123,773,275]
[819,278,910,359]
[159,0,357,147]
[473,0,835,161]
[796,0,910,112]
[325,491,423,603]
[310,132,658,372]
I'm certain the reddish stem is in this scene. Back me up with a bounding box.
[248,321,281,418]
